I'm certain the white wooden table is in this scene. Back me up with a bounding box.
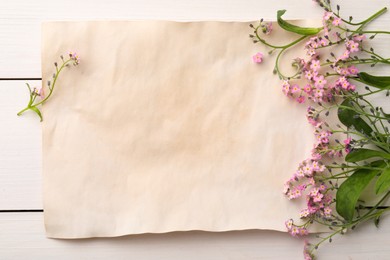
[1,0,390,259]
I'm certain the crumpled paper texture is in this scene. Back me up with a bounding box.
[42,21,315,238]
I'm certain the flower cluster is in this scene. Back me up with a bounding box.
[17,52,80,121]
[251,2,390,259]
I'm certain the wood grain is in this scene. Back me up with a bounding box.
[0,80,42,210]
[0,213,389,259]
[0,0,389,78]
[1,0,390,258]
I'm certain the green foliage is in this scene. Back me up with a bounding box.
[357,72,390,90]
[376,166,390,194]
[346,148,390,162]
[277,10,323,36]
[338,99,373,135]
[336,168,380,221]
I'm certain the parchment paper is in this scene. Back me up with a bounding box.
[42,21,315,239]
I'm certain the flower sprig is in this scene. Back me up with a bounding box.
[250,1,390,259]
[17,52,80,121]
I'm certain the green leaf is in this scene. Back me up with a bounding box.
[357,72,390,89]
[277,10,322,36]
[336,168,379,221]
[338,99,373,135]
[376,166,390,194]
[346,148,390,162]
[30,106,43,121]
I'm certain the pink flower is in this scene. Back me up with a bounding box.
[353,34,367,42]
[313,192,324,203]
[323,12,333,21]
[291,84,300,93]
[339,50,350,61]
[264,22,273,35]
[252,52,263,63]
[311,152,322,160]
[299,227,309,236]
[332,17,342,26]
[300,208,311,218]
[69,51,80,65]
[304,70,314,80]
[344,137,352,145]
[311,161,320,171]
[337,76,347,84]
[285,219,293,230]
[324,207,332,216]
[310,59,321,71]
[340,80,350,90]
[297,96,306,103]
[303,84,312,93]
[348,84,356,91]
[38,87,45,98]
[309,187,320,196]
[348,66,359,75]
[314,75,327,88]
[290,226,300,236]
[282,80,290,95]
[346,40,359,53]
[296,168,305,178]
[320,38,329,47]
[307,48,316,56]
[319,184,327,192]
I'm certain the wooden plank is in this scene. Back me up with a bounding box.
[0,0,389,77]
[0,80,42,210]
[0,212,389,259]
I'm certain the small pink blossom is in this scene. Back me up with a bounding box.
[344,137,352,145]
[348,66,359,75]
[311,161,320,171]
[311,152,322,160]
[32,87,44,98]
[300,208,311,218]
[347,40,359,53]
[323,12,333,21]
[299,227,309,236]
[314,75,327,88]
[332,17,342,26]
[263,22,273,35]
[307,48,316,56]
[285,219,293,230]
[282,80,290,95]
[353,34,367,42]
[310,59,321,71]
[313,192,324,203]
[252,52,263,63]
[320,38,329,47]
[303,84,312,93]
[38,87,45,98]
[297,96,306,103]
[348,84,356,91]
[339,50,350,61]
[290,226,300,236]
[291,84,300,93]
[303,164,313,176]
[319,184,327,191]
[340,80,350,90]
[324,207,332,216]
